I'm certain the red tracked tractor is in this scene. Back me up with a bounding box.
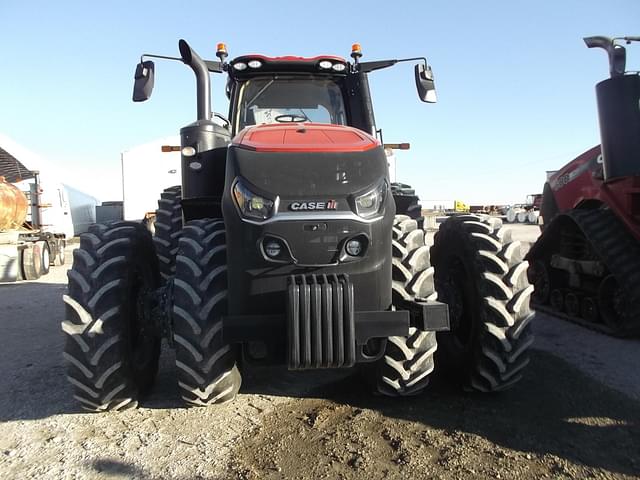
[61,40,534,411]
[527,35,640,336]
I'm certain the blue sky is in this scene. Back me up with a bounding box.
[1,0,638,203]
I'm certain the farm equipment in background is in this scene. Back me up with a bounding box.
[0,173,69,281]
[0,136,100,282]
[61,40,534,411]
[422,199,469,215]
[527,35,640,336]
[505,194,542,224]
[468,204,506,215]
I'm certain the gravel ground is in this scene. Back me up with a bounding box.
[1,227,639,479]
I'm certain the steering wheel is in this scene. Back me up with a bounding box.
[275,113,309,123]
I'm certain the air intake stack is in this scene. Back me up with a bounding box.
[177,40,231,212]
[585,36,640,180]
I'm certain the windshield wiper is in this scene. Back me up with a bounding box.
[298,109,311,122]
[246,80,275,108]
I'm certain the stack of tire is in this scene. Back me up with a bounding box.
[505,206,540,224]
[391,182,423,229]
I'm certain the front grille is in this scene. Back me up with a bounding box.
[287,274,356,369]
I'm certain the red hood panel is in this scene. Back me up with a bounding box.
[232,123,379,153]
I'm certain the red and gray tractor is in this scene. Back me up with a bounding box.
[527,35,640,336]
[62,40,534,410]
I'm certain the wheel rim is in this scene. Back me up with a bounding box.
[42,246,50,267]
[439,257,475,351]
[550,289,564,311]
[598,275,627,329]
[581,297,599,323]
[565,293,579,317]
[530,260,550,304]
[129,270,157,379]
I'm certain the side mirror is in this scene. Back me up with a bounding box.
[415,63,437,103]
[132,61,155,102]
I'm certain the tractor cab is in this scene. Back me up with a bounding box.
[225,54,351,135]
[224,46,435,137]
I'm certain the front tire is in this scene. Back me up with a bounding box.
[62,222,161,411]
[370,215,438,396]
[173,219,241,406]
[431,215,534,392]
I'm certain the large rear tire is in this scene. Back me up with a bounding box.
[153,186,182,282]
[173,219,241,406]
[370,215,438,396]
[431,214,534,392]
[62,222,161,411]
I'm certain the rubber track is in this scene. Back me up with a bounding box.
[153,186,182,282]
[376,215,438,396]
[530,209,640,337]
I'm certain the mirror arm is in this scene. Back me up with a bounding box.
[140,54,224,73]
[141,53,182,63]
[358,56,430,73]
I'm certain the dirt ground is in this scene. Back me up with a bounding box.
[1,225,639,479]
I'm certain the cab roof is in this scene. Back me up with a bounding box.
[228,54,350,78]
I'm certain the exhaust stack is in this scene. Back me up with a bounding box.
[585,36,640,180]
[179,39,212,121]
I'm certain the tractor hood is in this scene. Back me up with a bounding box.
[227,124,388,198]
[232,123,378,154]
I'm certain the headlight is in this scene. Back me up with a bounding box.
[232,180,275,220]
[354,180,387,218]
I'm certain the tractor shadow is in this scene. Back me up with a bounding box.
[239,349,640,476]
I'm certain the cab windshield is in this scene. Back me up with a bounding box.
[235,77,347,131]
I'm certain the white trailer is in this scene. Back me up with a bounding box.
[121,136,181,222]
[0,135,99,281]
[0,174,69,281]
[0,134,98,235]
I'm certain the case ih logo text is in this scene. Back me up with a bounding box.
[289,200,338,211]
